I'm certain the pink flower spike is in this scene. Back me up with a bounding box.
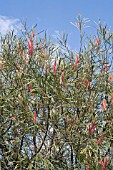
[17,65,21,70]
[60,71,65,85]
[30,30,35,39]
[110,93,113,106]
[70,116,76,129]
[24,57,29,64]
[61,71,65,79]
[95,38,100,46]
[72,116,76,125]
[53,59,57,75]
[60,76,63,85]
[10,116,16,121]
[83,80,91,87]
[74,55,79,70]
[108,73,113,83]
[78,22,81,29]
[97,135,103,145]
[85,165,89,170]
[99,157,109,170]
[28,39,34,57]
[40,44,45,53]
[88,120,96,135]
[65,117,68,125]
[34,110,37,122]
[28,84,32,93]
[103,64,108,72]
[101,99,107,111]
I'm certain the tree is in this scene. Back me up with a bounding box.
[0,16,113,169]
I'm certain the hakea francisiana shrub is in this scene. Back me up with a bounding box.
[0,16,113,169]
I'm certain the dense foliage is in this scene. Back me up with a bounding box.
[0,17,113,169]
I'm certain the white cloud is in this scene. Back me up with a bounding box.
[0,15,21,35]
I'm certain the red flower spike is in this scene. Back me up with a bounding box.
[85,165,89,170]
[97,135,103,145]
[28,39,34,57]
[108,73,113,83]
[38,103,40,112]
[74,55,79,70]
[106,120,112,125]
[24,57,29,64]
[100,25,103,32]
[30,30,35,39]
[95,38,100,46]
[99,157,109,170]
[53,59,57,75]
[110,93,113,106]
[0,63,4,69]
[17,65,21,70]
[88,120,96,135]
[103,64,108,72]
[101,99,107,111]
[10,116,16,121]
[60,76,63,84]
[40,44,45,53]
[72,116,76,126]
[60,71,65,85]
[65,117,68,125]
[83,80,91,87]
[78,22,81,29]
[77,82,81,89]
[68,116,76,130]
[87,68,90,74]
[61,71,65,79]
[46,67,50,73]
[34,110,37,122]
[28,84,32,93]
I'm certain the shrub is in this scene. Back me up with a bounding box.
[0,16,113,169]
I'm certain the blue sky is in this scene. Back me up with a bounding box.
[0,0,113,49]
